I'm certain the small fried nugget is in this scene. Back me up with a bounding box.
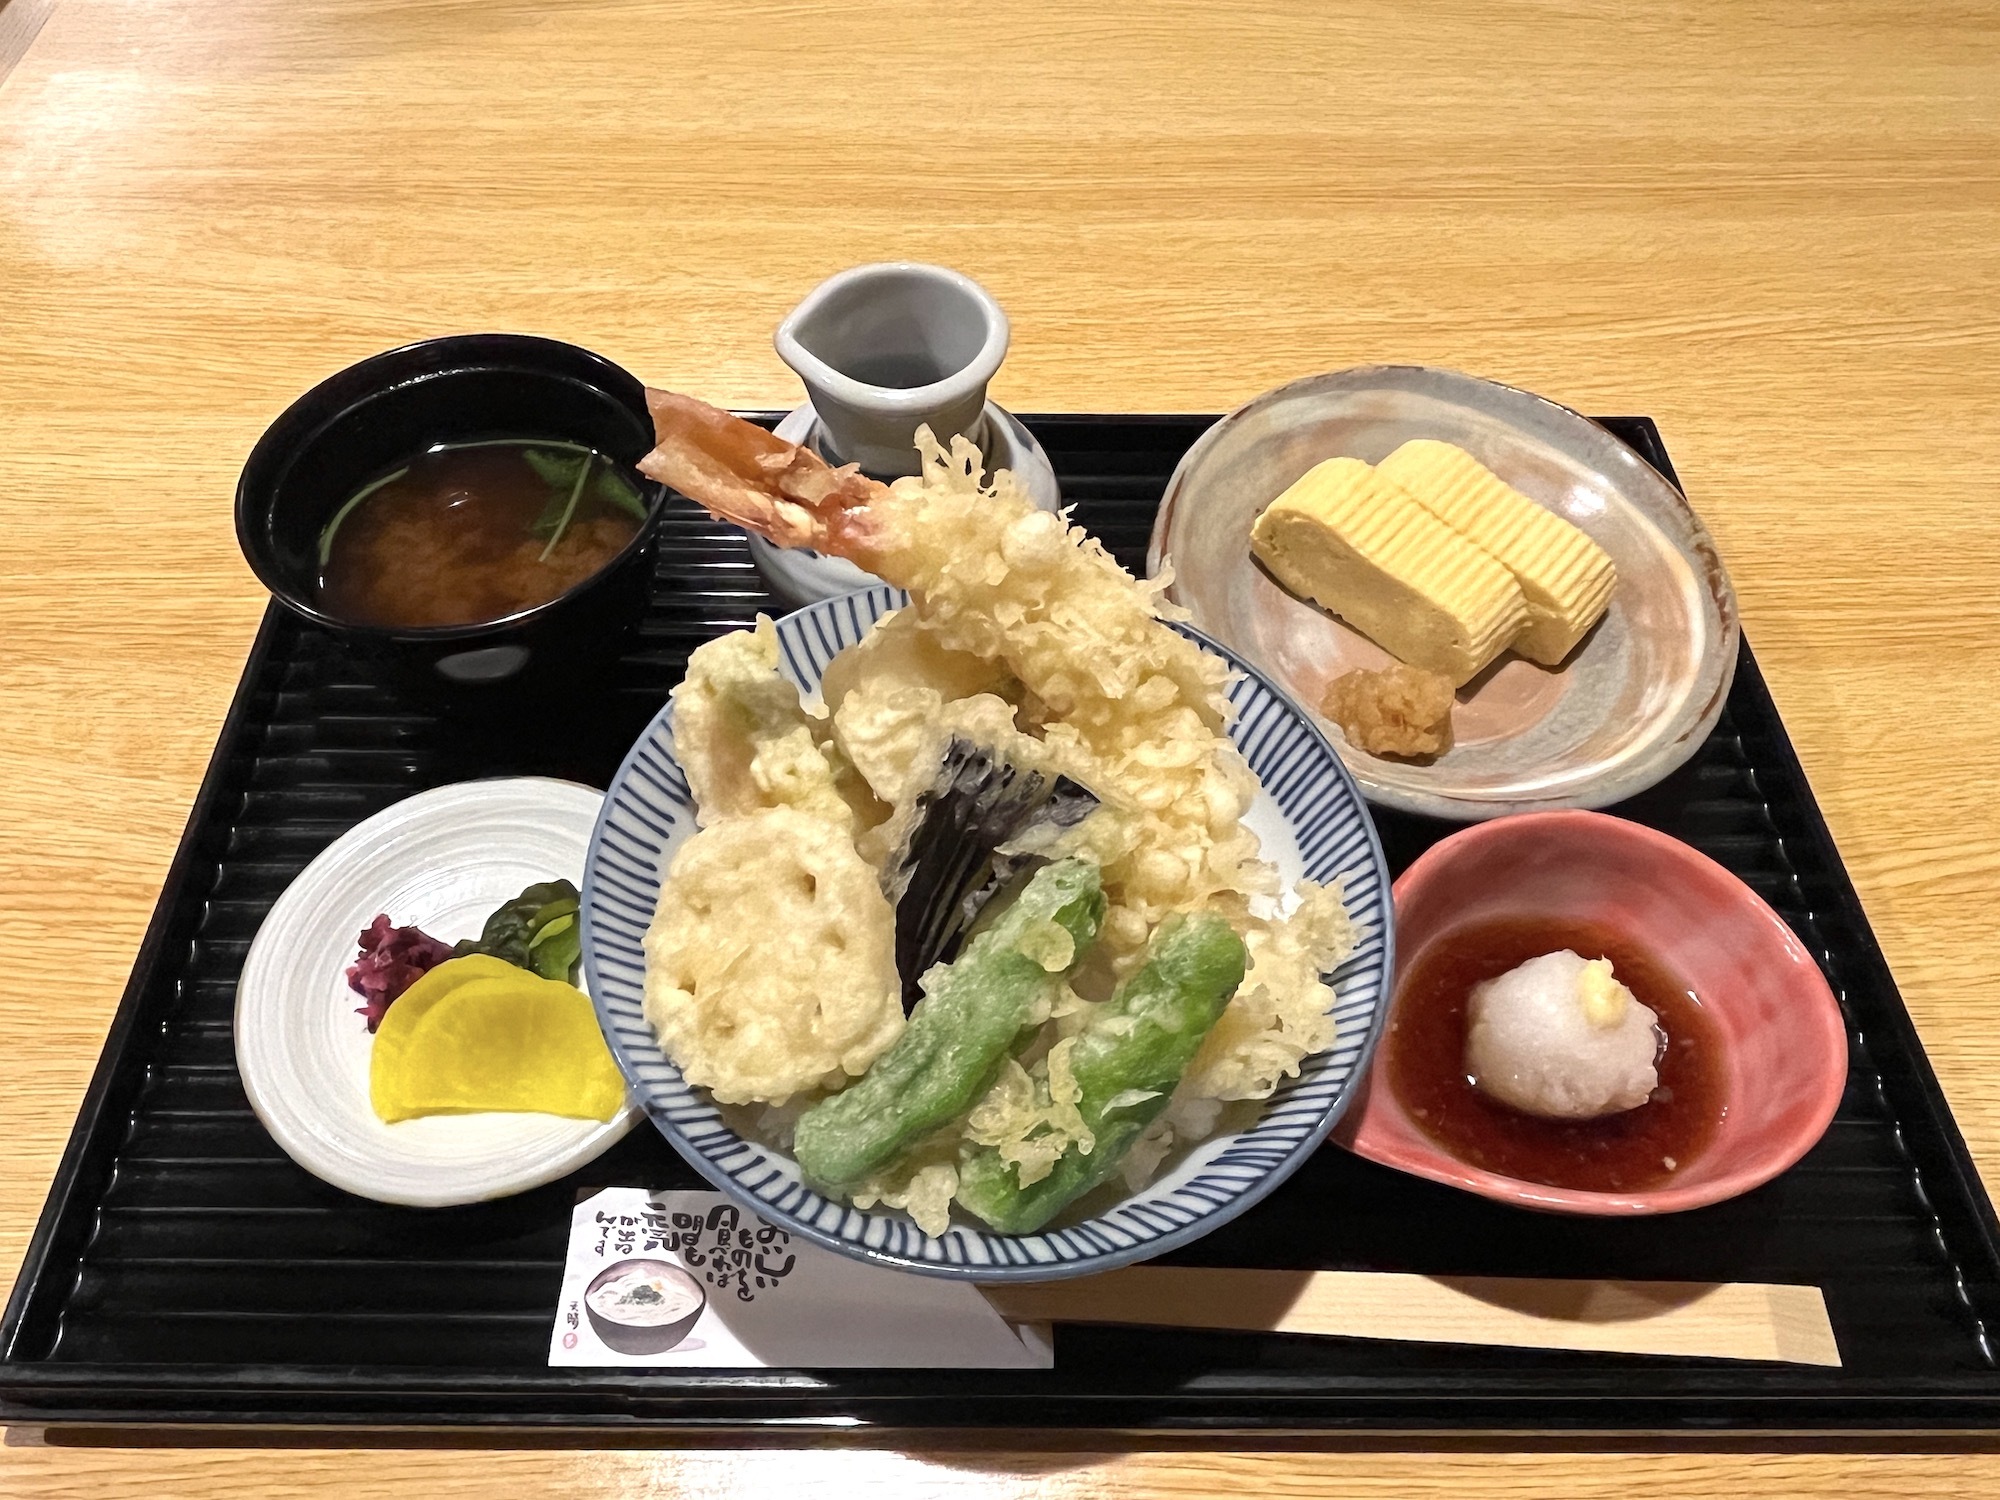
[1320,663,1456,759]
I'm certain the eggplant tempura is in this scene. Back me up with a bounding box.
[637,392,1356,1233]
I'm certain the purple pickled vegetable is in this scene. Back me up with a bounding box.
[346,914,455,1032]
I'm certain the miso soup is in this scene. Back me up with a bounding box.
[316,440,647,629]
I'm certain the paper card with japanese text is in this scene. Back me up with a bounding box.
[548,1187,1053,1367]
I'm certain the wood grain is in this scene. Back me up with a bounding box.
[0,0,59,84]
[8,1443,2000,1500]
[3,0,1998,1491]
[985,1269,1842,1366]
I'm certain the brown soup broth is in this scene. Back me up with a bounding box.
[1384,917,1726,1193]
[317,441,644,629]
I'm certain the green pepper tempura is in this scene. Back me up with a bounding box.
[792,859,1107,1192]
[956,912,1249,1235]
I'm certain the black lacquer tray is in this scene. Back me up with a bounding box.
[6,415,2000,1435]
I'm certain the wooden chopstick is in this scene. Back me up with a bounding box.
[0,0,57,87]
[984,1266,1840,1366]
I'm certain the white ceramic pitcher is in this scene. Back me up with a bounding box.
[754,262,1062,605]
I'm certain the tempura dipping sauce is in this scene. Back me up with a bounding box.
[1384,917,1726,1193]
[317,440,646,628]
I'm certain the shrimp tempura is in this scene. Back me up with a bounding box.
[641,394,1271,971]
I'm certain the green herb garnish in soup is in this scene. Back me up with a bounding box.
[316,440,647,628]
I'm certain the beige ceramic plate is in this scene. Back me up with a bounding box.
[1146,367,1738,820]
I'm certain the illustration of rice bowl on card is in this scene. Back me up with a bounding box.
[583,1259,708,1355]
[548,1189,1051,1367]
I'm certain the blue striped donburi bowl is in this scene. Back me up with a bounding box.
[580,585,1392,1282]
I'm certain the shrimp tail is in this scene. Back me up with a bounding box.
[639,389,894,563]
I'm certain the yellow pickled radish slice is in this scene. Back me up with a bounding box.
[379,953,523,1029]
[370,959,627,1124]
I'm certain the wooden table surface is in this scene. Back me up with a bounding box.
[3,0,1998,1493]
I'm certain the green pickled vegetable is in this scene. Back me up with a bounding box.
[956,911,1248,1235]
[793,858,1106,1191]
[454,879,583,982]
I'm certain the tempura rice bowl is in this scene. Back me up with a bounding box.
[581,586,1392,1281]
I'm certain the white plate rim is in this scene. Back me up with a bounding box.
[236,776,641,1208]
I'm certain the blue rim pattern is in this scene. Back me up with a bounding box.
[580,586,1393,1282]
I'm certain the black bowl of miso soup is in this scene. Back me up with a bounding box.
[236,334,667,689]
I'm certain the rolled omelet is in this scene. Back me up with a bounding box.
[1250,457,1528,686]
[1375,440,1617,666]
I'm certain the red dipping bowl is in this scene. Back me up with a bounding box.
[1337,810,1848,1214]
